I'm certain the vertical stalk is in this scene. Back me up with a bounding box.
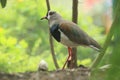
[67,0,78,68]
[45,0,59,69]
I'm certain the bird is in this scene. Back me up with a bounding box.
[41,10,101,69]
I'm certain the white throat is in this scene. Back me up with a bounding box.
[49,19,63,28]
[49,20,56,27]
[47,15,50,20]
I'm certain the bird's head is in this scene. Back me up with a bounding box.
[41,10,62,21]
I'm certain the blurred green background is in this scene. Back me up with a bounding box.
[0,0,112,73]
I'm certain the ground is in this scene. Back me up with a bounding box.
[0,67,90,80]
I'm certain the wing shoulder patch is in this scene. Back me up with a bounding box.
[50,24,60,42]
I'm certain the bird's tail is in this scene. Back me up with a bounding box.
[89,38,102,52]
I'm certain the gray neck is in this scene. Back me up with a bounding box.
[48,16,63,27]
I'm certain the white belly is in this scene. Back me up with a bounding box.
[60,31,79,47]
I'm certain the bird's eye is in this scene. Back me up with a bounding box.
[49,12,55,15]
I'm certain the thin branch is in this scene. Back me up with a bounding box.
[46,0,50,11]
[72,0,78,23]
[45,0,59,69]
[67,0,78,68]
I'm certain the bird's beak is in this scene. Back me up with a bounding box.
[41,16,47,20]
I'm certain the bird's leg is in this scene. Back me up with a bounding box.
[68,47,72,61]
[62,47,72,70]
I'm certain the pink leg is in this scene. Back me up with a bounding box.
[62,47,72,70]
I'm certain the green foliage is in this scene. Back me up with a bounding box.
[0,0,105,73]
[105,0,120,79]
[91,0,120,80]
[0,27,40,72]
[0,0,7,8]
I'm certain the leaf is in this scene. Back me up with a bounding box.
[0,0,7,8]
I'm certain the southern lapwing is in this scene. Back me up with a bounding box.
[41,11,101,69]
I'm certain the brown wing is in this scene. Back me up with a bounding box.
[59,21,101,50]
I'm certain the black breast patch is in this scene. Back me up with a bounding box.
[50,24,60,42]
